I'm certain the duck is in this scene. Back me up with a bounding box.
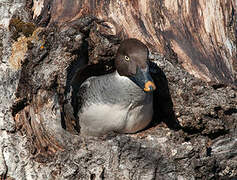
[64,38,159,136]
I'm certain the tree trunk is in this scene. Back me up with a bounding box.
[34,0,237,85]
[0,0,236,179]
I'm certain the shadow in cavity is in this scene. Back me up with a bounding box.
[61,39,90,132]
[148,61,180,130]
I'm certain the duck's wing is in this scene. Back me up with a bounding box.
[71,60,115,91]
[148,60,179,129]
[63,61,115,133]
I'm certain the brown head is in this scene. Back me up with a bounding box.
[115,38,156,92]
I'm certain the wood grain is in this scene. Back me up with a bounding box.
[33,0,237,85]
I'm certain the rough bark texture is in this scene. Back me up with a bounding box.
[0,0,236,179]
[33,0,237,85]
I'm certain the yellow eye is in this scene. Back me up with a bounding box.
[124,56,130,61]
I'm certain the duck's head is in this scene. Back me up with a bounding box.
[115,38,156,92]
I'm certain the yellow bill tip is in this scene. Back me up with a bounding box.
[144,81,156,92]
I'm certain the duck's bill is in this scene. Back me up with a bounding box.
[129,67,156,92]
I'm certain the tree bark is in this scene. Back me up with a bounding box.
[0,0,236,179]
[34,0,237,85]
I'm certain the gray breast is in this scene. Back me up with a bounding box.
[77,71,153,136]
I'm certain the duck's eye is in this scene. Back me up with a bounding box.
[124,56,130,61]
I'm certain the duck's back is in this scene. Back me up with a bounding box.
[77,72,153,136]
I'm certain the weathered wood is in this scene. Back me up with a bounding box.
[34,0,237,85]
